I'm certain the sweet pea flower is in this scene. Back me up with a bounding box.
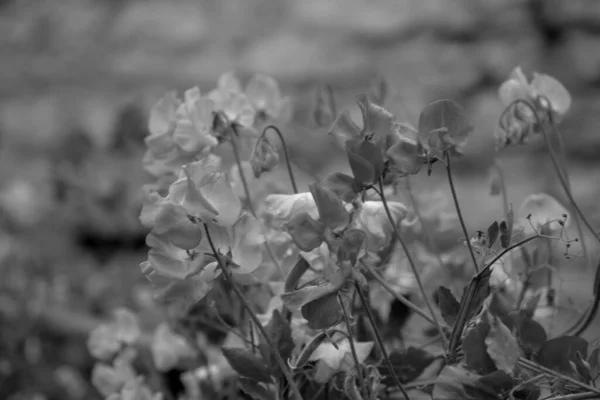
[168,159,242,227]
[91,352,137,397]
[499,67,571,120]
[172,87,219,153]
[245,74,292,122]
[144,232,206,280]
[262,192,319,230]
[151,323,197,372]
[203,213,266,275]
[518,193,570,235]
[208,73,255,129]
[87,308,141,361]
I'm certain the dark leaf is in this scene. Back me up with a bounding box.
[463,320,497,375]
[222,347,272,383]
[260,310,295,373]
[321,172,359,203]
[487,221,500,248]
[535,336,588,375]
[500,205,514,249]
[477,370,514,394]
[433,366,498,400]
[309,182,349,232]
[347,138,385,180]
[346,149,375,186]
[286,212,325,251]
[588,346,599,371]
[379,347,436,384]
[238,378,275,400]
[515,312,547,356]
[463,268,492,322]
[301,291,344,330]
[284,257,311,292]
[434,286,461,326]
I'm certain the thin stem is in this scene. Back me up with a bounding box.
[338,293,369,398]
[203,224,302,400]
[518,357,600,395]
[549,120,589,270]
[361,260,436,326]
[260,125,298,194]
[446,152,479,274]
[355,282,411,400]
[546,392,600,400]
[229,133,285,278]
[377,178,447,350]
[482,235,540,274]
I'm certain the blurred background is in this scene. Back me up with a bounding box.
[1,0,600,399]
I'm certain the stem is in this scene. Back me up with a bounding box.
[482,235,541,275]
[355,282,411,400]
[229,133,285,278]
[549,120,589,270]
[547,393,600,400]
[361,260,436,326]
[260,125,298,194]
[446,152,479,274]
[377,178,447,349]
[203,224,302,400]
[518,357,600,396]
[338,293,369,398]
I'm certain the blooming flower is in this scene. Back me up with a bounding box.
[172,87,219,153]
[144,232,206,280]
[245,74,292,122]
[208,73,255,129]
[499,66,571,119]
[518,193,570,235]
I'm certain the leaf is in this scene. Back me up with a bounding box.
[290,332,328,369]
[500,205,513,248]
[515,312,547,356]
[301,291,343,330]
[322,172,359,203]
[337,229,366,266]
[379,347,436,384]
[309,182,350,232]
[346,149,375,186]
[463,320,497,375]
[313,84,337,128]
[238,378,275,400]
[433,366,498,400]
[536,336,589,375]
[485,313,520,375]
[260,310,295,373]
[434,286,461,326]
[487,221,499,248]
[463,268,492,322]
[284,257,311,292]
[281,283,338,311]
[477,370,514,394]
[346,138,385,181]
[286,212,325,251]
[588,346,599,371]
[222,347,272,383]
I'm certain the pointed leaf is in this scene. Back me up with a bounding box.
[487,221,500,248]
[515,312,547,356]
[286,212,325,251]
[485,314,519,375]
[222,347,272,383]
[309,182,349,232]
[434,286,461,326]
[346,150,375,186]
[321,172,359,203]
[284,257,311,292]
[346,138,385,181]
[302,291,344,330]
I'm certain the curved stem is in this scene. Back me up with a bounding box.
[260,125,298,194]
[377,178,447,350]
[229,134,285,278]
[203,224,303,400]
[355,282,411,400]
[445,152,479,274]
[338,293,369,398]
[361,260,435,326]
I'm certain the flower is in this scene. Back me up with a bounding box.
[518,193,570,235]
[151,323,197,372]
[204,213,266,275]
[499,66,571,119]
[263,192,319,230]
[87,308,141,361]
[91,352,137,397]
[144,232,206,280]
[418,99,473,159]
[250,134,280,178]
[172,87,219,153]
[208,73,255,128]
[245,74,292,122]
[308,339,373,383]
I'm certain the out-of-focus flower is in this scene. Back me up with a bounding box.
[250,135,280,178]
[499,67,571,119]
[91,353,137,397]
[208,73,255,129]
[151,323,197,372]
[518,193,570,235]
[245,74,292,122]
[172,87,219,153]
[87,308,141,361]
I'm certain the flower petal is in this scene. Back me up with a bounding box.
[148,92,180,138]
[246,74,281,115]
[531,73,571,116]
